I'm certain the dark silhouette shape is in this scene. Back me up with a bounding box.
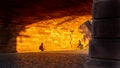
[39,43,44,51]
[78,40,83,49]
[84,20,92,32]
[79,20,92,42]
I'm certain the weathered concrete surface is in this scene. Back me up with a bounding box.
[0,50,88,68]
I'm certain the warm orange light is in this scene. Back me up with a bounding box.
[16,15,91,53]
[14,1,92,53]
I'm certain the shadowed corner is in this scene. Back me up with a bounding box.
[0,18,17,53]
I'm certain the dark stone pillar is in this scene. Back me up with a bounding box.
[85,0,120,68]
[0,0,17,53]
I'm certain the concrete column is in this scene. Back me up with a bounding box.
[85,0,120,68]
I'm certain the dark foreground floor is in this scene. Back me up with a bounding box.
[0,50,88,68]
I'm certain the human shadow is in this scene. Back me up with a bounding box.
[0,0,92,53]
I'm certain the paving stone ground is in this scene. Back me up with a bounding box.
[0,49,88,68]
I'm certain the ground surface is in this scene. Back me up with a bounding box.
[0,49,88,68]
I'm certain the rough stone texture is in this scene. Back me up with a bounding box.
[0,0,92,53]
[0,50,88,68]
[85,58,120,68]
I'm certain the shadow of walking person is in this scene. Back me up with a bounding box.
[39,43,44,51]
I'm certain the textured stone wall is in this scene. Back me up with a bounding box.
[16,15,91,52]
[0,0,92,53]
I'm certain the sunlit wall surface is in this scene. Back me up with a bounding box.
[16,3,92,52]
[0,0,92,53]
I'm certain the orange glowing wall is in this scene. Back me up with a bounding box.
[0,1,92,53]
[16,3,92,53]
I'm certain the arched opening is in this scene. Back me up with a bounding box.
[0,0,92,53]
